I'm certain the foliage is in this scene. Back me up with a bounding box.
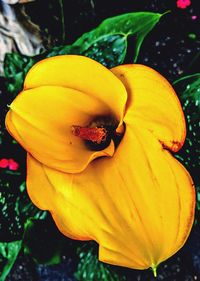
[75,244,126,281]
[0,241,21,281]
[3,11,162,98]
[23,216,66,265]
[70,11,163,66]
[173,74,200,213]
[0,177,44,242]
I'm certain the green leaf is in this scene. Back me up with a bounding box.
[73,11,163,66]
[3,11,163,97]
[0,240,21,281]
[48,11,163,68]
[22,215,66,265]
[173,74,200,182]
[74,243,126,281]
[46,44,81,58]
[80,35,127,68]
[3,47,80,98]
[4,53,35,98]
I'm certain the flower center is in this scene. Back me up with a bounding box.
[72,126,107,144]
[72,116,124,151]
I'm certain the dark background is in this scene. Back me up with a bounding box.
[0,0,199,280]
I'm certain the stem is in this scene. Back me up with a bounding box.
[151,265,157,278]
[173,73,200,85]
[162,10,171,17]
[59,0,65,43]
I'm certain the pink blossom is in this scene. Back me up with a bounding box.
[0,158,9,168]
[191,15,197,20]
[177,0,191,9]
[8,159,19,170]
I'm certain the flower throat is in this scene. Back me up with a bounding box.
[72,116,124,151]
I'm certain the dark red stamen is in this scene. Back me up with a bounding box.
[72,126,107,144]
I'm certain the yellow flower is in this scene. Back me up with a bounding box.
[6,55,195,274]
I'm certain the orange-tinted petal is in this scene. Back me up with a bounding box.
[26,123,195,270]
[24,55,127,123]
[111,64,186,152]
[6,86,115,173]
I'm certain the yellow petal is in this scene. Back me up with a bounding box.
[111,64,186,152]
[6,86,115,173]
[26,124,195,270]
[24,55,127,123]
